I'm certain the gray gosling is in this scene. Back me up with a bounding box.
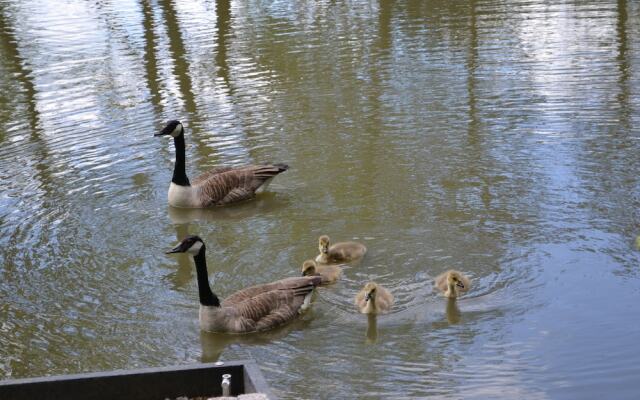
[355,282,394,314]
[167,236,322,333]
[315,235,367,264]
[156,120,288,208]
[301,259,342,285]
[434,270,471,299]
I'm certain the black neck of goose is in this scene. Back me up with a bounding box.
[193,246,220,307]
[172,134,190,186]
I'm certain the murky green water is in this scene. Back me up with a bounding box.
[1,0,640,398]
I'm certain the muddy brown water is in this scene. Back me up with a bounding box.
[1,1,640,398]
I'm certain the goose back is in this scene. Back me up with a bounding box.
[317,241,367,264]
[222,276,318,306]
[193,163,288,207]
[201,276,321,333]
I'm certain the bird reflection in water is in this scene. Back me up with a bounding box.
[365,314,378,344]
[445,298,462,324]
[199,316,314,362]
[167,192,287,225]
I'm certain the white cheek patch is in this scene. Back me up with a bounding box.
[170,124,183,137]
[187,241,203,255]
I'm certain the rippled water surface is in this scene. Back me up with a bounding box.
[1,0,640,398]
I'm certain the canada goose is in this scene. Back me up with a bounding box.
[155,120,288,208]
[434,270,471,299]
[315,235,367,264]
[301,259,342,285]
[167,236,322,333]
[354,282,394,314]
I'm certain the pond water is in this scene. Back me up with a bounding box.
[1,0,639,398]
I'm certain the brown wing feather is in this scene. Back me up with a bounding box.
[192,166,236,184]
[226,277,320,332]
[220,187,254,204]
[223,277,320,306]
[193,164,288,206]
[232,290,303,332]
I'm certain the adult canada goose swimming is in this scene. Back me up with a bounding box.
[315,235,367,264]
[167,236,322,333]
[155,120,289,208]
[355,282,394,314]
[301,259,342,285]
[434,270,471,299]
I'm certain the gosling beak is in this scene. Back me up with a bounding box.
[166,244,184,254]
[456,281,465,289]
[364,293,372,301]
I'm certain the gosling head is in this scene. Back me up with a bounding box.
[318,235,330,254]
[363,282,378,302]
[301,260,317,276]
[155,120,184,138]
[167,235,204,256]
[447,271,466,289]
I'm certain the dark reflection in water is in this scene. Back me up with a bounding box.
[141,0,162,110]
[0,4,40,137]
[215,0,232,91]
[1,0,640,399]
[159,0,196,115]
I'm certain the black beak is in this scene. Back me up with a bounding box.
[365,293,372,301]
[456,281,465,289]
[155,120,181,137]
[166,244,184,254]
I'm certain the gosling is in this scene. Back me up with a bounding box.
[301,259,342,285]
[355,282,394,314]
[434,270,471,299]
[316,235,367,264]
